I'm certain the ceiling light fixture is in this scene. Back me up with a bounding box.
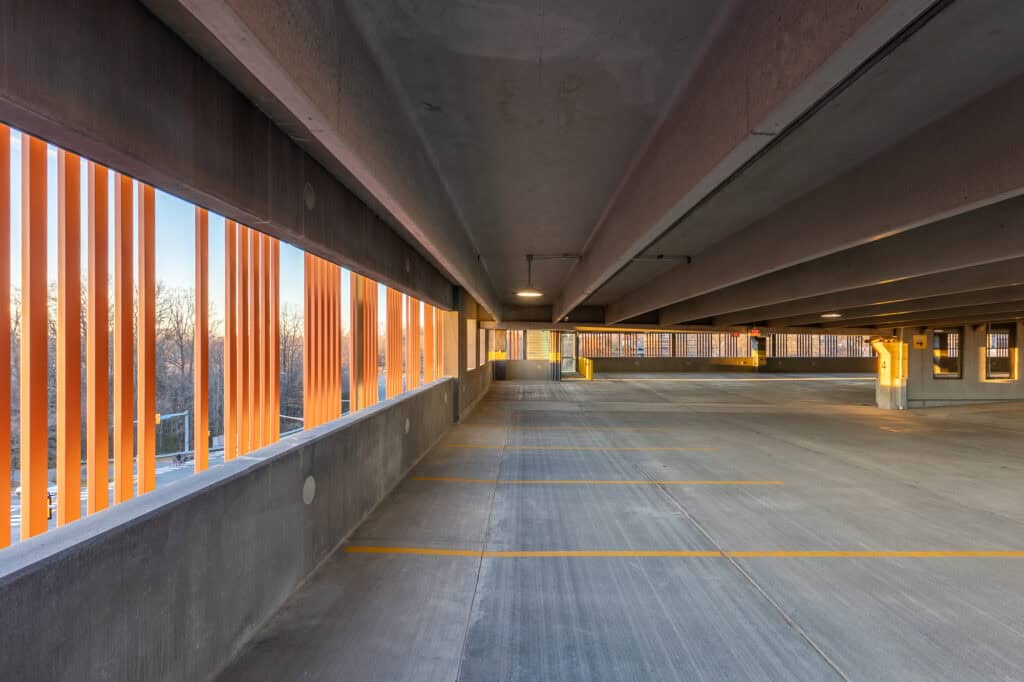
[516,254,543,298]
[821,312,842,319]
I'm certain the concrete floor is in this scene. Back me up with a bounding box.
[218,376,1024,681]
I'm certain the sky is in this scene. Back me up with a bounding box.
[8,128,317,324]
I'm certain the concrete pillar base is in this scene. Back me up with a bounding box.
[871,338,908,410]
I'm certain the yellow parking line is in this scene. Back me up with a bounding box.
[344,546,481,557]
[459,425,689,432]
[483,550,722,558]
[599,377,871,382]
[724,550,1024,558]
[343,546,1024,559]
[412,477,782,485]
[441,444,716,452]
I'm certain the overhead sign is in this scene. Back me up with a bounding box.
[749,329,761,336]
[912,334,927,350]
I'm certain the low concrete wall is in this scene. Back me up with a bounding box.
[502,359,551,380]
[589,356,875,374]
[904,322,1024,407]
[0,379,457,682]
[591,357,757,373]
[459,363,492,419]
[762,357,876,373]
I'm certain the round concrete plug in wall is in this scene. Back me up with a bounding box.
[302,476,316,505]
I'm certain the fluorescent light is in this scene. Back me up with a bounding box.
[821,312,842,319]
[517,255,542,298]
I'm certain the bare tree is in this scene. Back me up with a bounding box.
[8,280,306,472]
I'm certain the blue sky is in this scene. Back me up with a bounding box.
[8,129,318,324]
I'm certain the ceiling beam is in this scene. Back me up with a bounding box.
[143,0,500,318]
[768,285,1024,328]
[655,196,1024,324]
[826,301,1024,329]
[712,258,1024,326]
[610,70,1024,325]
[551,0,936,323]
[0,0,456,309]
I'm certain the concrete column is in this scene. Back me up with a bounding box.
[549,331,562,381]
[871,337,908,410]
[751,336,768,371]
[441,308,459,380]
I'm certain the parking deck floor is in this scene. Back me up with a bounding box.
[219,376,1024,681]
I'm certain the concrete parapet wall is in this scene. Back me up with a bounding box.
[762,357,877,373]
[0,379,457,682]
[591,357,756,373]
[460,363,492,419]
[589,356,875,374]
[502,360,551,380]
[904,322,1024,406]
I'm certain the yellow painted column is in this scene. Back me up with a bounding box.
[871,337,908,410]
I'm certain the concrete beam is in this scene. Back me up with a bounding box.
[833,301,1024,329]
[0,0,454,309]
[657,196,1024,324]
[143,0,500,319]
[768,285,1024,328]
[712,258,1024,326]
[553,0,935,322]
[500,305,605,325]
[611,71,1024,325]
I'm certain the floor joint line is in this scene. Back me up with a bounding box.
[453,400,511,681]
[632,452,852,682]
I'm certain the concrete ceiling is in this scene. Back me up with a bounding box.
[149,0,1024,329]
[347,0,728,306]
[600,0,1024,325]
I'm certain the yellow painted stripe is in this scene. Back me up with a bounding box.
[458,425,696,432]
[412,476,782,486]
[599,377,870,383]
[724,550,1024,558]
[344,546,482,557]
[343,546,1024,559]
[485,550,721,558]
[343,546,719,558]
[442,443,715,452]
